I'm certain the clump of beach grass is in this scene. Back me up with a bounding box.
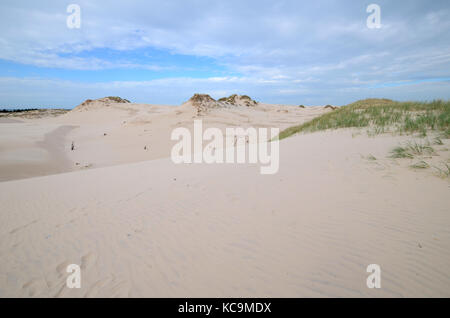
[390,146,414,159]
[433,136,444,145]
[106,96,130,103]
[277,99,450,140]
[410,161,430,169]
[433,162,450,178]
[389,141,435,159]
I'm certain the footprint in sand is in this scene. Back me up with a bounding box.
[81,252,96,270]
[9,219,39,234]
[109,280,131,297]
[22,277,47,297]
[83,275,131,297]
[56,260,73,279]
[83,277,110,297]
[382,174,397,182]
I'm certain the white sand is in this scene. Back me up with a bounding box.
[0,100,327,181]
[0,100,449,297]
[0,123,76,181]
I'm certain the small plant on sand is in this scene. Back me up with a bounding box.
[218,94,257,106]
[410,161,430,169]
[389,141,435,159]
[106,96,130,103]
[366,154,377,161]
[390,146,414,159]
[442,129,450,139]
[407,141,435,156]
[433,136,444,145]
[433,162,450,178]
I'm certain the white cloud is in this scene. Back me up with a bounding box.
[2,74,449,108]
[0,0,449,105]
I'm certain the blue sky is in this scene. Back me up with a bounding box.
[0,0,449,108]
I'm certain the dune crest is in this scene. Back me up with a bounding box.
[73,96,131,112]
[182,93,259,116]
[218,94,258,107]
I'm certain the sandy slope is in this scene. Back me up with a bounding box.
[0,100,327,181]
[0,123,76,181]
[0,129,449,297]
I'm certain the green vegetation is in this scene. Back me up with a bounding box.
[410,161,430,169]
[0,108,70,118]
[277,99,450,140]
[387,139,450,178]
[0,108,38,113]
[433,136,444,145]
[218,94,257,106]
[218,94,239,103]
[390,146,414,159]
[106,96,130,103]
[433,163,450,178]
[389,141,435,159]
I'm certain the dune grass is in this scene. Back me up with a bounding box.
[277,99,450,140]
[106,96,130,103]
[410,161,430,169]
[433,136,444,145]
[0,108,38,113]
[389,141,435,159]
[433,163,450,178]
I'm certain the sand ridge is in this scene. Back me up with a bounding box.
[0,95,330,181]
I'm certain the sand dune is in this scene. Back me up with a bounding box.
[0,96,329,181]
[0,96,449,297]
[1,130,449,297]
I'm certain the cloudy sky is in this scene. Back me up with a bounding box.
[0,0,449,108]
